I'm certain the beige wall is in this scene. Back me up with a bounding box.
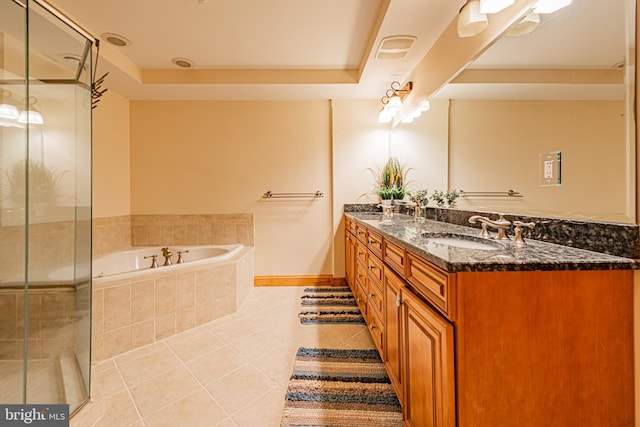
[92,90,131,218]
[449,100,628,222]
[129,100,332,277]
[330,98,450,277]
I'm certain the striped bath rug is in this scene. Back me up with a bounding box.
[298,287,365,325]
[280,347,403,426]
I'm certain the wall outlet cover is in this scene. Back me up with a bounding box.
[540,151,561,186]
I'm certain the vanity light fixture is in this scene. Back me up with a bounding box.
[377,81,413,124]
[0,90,19,121]
[401,99,430,124]
[457,1,488,38]
[18,97,44,125]
[533,0,572,14]
[479,0,514,14]
[506,12,540,37]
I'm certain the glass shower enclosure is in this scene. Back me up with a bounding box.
[0,0,92,414]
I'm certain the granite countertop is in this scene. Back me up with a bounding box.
[346,212,636,272]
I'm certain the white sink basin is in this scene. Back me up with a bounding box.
[421,233,502,251]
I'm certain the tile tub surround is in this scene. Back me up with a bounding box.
[344,204,640,259]
[92,213,255,257]
[346,212,636,273]
[92,246,254,362]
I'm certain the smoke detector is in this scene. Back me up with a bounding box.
[376,36,417,60]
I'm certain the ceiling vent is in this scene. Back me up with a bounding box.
[376,36,417,60]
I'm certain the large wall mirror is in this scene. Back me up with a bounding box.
[410,0,636,224]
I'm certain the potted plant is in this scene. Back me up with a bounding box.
[378,186,394,205]
[370,157,412,204]
[4,159,66,206]
[431,189,461,208]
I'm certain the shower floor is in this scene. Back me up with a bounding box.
[0,359,64,404]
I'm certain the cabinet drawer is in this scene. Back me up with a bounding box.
[367,230,383,259]
[367,278,384,318]
[406,253,455,319]
[367,306,384,355]
[355,258,368,286]
[383,239,406,277]
[356,224,368,243]
[355,241,368,266]
[355,277,368,316]
[367,252,384,291]
[347,216,357,235]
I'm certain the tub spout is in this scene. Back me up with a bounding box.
[161,247,173,266]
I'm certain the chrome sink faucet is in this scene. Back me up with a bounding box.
[468,214,511,240]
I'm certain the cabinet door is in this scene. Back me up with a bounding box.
[383,266,403,403]
[345,230,356,289]
[403,289,455,427]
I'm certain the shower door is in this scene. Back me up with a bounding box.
[0,0,92,414]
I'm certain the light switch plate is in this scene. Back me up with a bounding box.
[540,151,561,186]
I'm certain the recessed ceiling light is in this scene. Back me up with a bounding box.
[171,57,195,68]
[101,33,131,47]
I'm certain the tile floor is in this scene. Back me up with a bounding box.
[71,285,376,427]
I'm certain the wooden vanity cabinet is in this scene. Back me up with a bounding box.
[345,215,634,427]
[383,266,404,402]
[402,288,456,427]
[344,228,355,289]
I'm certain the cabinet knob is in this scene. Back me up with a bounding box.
[396,293,402,307]
[369,293,375,298]
[369,324,375,330]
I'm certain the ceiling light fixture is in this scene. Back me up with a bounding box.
[533,0,572,14]
[17,97,43,125]
[171,57,195,68]
[378,81,413,124]
[101,33,131,47]
[479,0,514,14]
[402,99,431,124]
[505,12,540,37]
[457,1,488,38]
[0,90,19,121]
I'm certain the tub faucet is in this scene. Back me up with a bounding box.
[177,250,190,264]
[468,214,511,240]
[144,254,159,268]
[161,247,173,266]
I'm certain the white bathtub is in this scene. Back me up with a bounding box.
[92,244,244,280]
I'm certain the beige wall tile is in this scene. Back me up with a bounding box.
[155,276,177,315]
[195,270,214,306]
[176,308,196,333]
[131,280,154,323]
[103,285,131,332]
[177,272,195,310]
[131,320,155,349]
[102,327,131,359]
[195,303,214,326]
[155,313,176,340]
